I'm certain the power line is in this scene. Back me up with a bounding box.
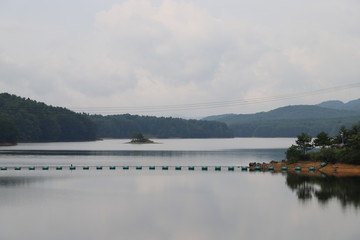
[70,83,360,114]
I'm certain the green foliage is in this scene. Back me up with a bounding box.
[130,132,152,143]
[295,133,314,154]
[286,145,308,163]
[91,114,234,139]
[0,117,17,143]
[313,131,331,148]
[286,122,360,164]
[0,93,96,142]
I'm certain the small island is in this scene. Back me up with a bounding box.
[129,132,155,144]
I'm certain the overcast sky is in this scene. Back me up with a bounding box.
[1,0,359,118]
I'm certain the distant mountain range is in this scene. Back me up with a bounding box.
[316,99,360,111]
[203,99,360,137]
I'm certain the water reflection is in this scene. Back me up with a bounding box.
[0,176,43,187]
[286,173,360,209]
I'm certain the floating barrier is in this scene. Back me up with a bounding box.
[308,166,316,172]
[201,166,208,171]
[254,166,261,171]
[0,164,321,174]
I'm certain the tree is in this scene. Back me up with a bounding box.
[295,133,314,154]
[0,118,17,143]
[286,145,304,163]
[130,132,153,143]
[313,131,331,148]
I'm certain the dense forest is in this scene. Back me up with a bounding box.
[204,103,360,137]
[90,114,233,139]
[0,93,233,143]
[0,93,97,143]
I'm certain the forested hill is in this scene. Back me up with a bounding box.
[0,93,97,143]
[90,114,233,139]
[203,104,360,137]
[0,93,233,143]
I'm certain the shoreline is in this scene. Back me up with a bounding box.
[0,143,17,146]
[251,161,360,177]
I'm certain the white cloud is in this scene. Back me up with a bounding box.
[0,0,359,117]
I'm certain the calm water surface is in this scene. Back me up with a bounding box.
[0,138,359,240]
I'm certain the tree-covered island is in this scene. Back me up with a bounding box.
[129,132,154,144]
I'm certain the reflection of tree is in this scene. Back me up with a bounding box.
[285,174,360,209]
[0,176,41,187]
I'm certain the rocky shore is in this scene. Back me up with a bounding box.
[249,161,360,177]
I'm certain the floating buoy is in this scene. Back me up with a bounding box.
[29,167,35,170]
[70,166,76,170]
[42,166,49,170]
[1,167,7,171]
[56,166,63,170]
[109,166,116,170]
[241,166,248,171]
[308,166,316,171]
[162,166,169,170]
[149,166,155,170]
[281,167,288,171]
[175,166,181,170]
[83,166,89,170]
[215,166,221,171]
[254,166,261,171]
[268,166,274,171]
[201,166,208,171]
[295,166,301,171]
[96,166,103,170]
[15,167,21,170]
[123,166,129,170]
[228,166,235,171]
[136,166,142,170]
[188,166,195,171]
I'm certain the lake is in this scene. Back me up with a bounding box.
[0,138,359,240]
